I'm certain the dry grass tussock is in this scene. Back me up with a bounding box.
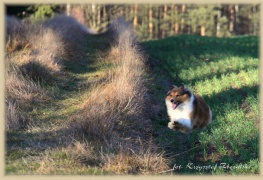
[5,17,61,131]
[5,100,26,131]
[102,145,168,175]
[5,62,46,131]
[68,18,169,174]
[5,62,45,103]
[43,15,90,61]
[5,15,89,131]
[6,18,64,83]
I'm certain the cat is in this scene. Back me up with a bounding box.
[165,84,212,133]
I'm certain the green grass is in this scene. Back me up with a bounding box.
[143,34,259,175]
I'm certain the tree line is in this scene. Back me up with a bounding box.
[7,4,260,41]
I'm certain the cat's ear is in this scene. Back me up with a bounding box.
[171,85,177,89]
[180,83,185,90]
[167,85,177,95]
[180,83,188,92]
[167,85,178,95]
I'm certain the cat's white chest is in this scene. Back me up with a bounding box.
[166,95,194,129]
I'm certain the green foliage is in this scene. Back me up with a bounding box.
[188,5,221,36]
[143,35,259,174]
[27,5,57,21]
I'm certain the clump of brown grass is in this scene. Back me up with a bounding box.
[19,61,55,84]
[5,15,91,85]
[5,60,46,131]
[5,15,92,130]
[5,62,45,103]
[102,146,169,175]
[6,17,64,73]
[5,100,26,131]
[68,18,169,174]
[70,23,150,141]
[43,15,89,61]
[5,16,82,131]
[6,16,30,53]
[28,27,64,73]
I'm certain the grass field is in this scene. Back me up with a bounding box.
[143,35,259,174]
[5,16,259,175]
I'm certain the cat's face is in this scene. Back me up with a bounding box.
[166,85,191,109]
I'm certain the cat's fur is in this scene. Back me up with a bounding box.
[165,84,212,133]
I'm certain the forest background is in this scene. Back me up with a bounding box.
[6,3,260,41]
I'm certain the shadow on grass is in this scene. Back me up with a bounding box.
[182,65,258,88]
[203,84,259,108]
[148,35,259,59]
[63,32,112,74]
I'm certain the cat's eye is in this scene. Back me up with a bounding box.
[176,95,180,97]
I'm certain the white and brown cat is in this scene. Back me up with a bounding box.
[165,84,212,133]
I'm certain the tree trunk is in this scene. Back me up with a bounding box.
[97,5,101,26]
[216,7,221,37]
[171,5,174,35]
[175,5,179,35]
[92,4,96,29]
[252,5,257,35]
[149,5,153,38]
[154,6,159,39]
[235,5,239,33]
[201,23,206,36]
[133,3,138,29]
[158,6,163,38]
[66,3,71,16]
[193,25,196,34]
[229,5,235,32]
[181,4,186,33]
[162,5,168,38]
[103,5,107,23]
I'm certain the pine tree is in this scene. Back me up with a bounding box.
[149,5,153,39]
[133,3,138,30]
[188,5,219,36]
[251,4,260,35]
[161,5,168,38]
[174,5,179,35]
[229,5,235,33]
[181,4,186,33]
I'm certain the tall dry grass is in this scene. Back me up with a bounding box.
[5,61,46,131]
[5,17,62,131]
[6,15,90,78]
[5,100,26,131]
[43,15,90,61]
[68,18,169,174]
[5,15,89,131]
[6,17,64,76]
